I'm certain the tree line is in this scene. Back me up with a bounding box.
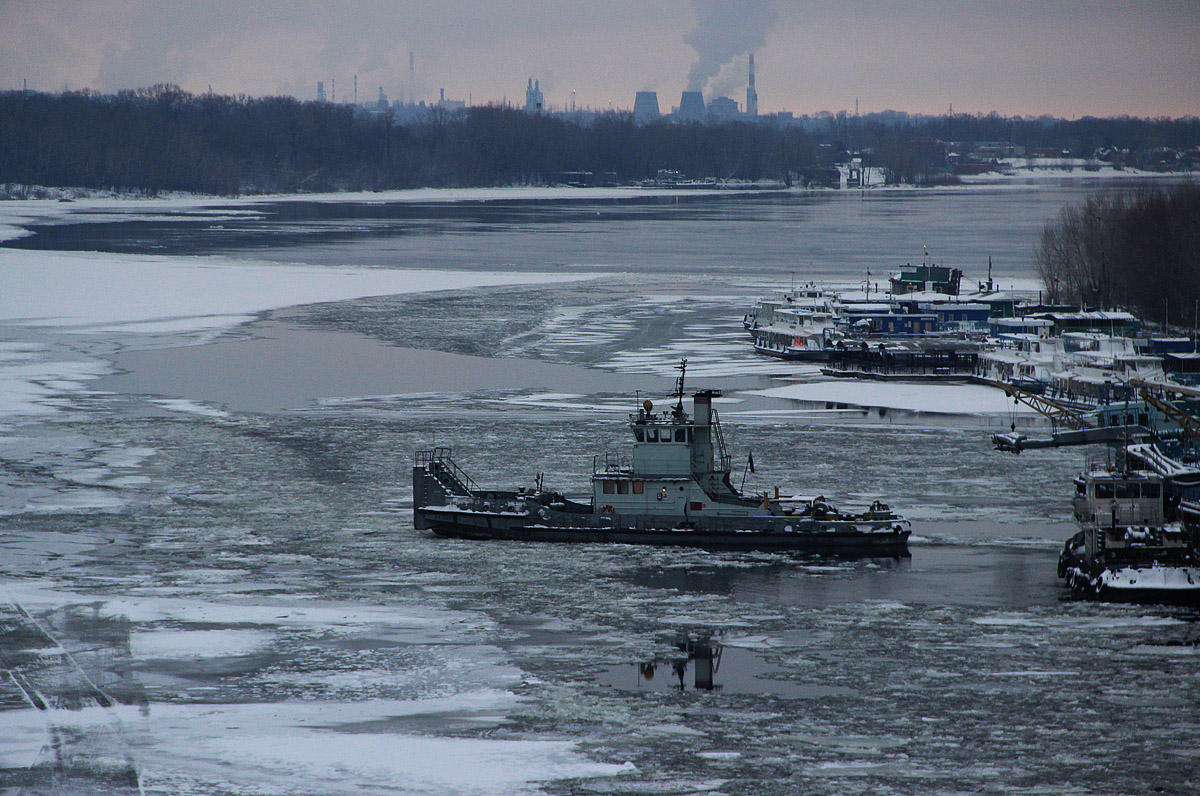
[1,85,1198,196]
[1034,182,1200,328]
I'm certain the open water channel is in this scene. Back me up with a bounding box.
[1,180,1197,795]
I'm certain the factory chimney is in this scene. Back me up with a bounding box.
[746,54,758,118]
[524,78,544,113]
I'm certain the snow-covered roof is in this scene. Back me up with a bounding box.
[993,332,1047,341]
[991,317,1055,328]
[891,290,966,302]
[1031,310,1140,322]
[960,290,1030,302]
[916,302,991,311]
[842,303,896,313]
[977,350,1034,364]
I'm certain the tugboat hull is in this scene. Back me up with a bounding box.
[1058,525,1200,605]
[1095,568,1200,604]
[417,507,911,556]
[1060,557,1200,604]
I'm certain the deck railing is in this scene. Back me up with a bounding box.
[708,408,733,473]
[415,447,479,496]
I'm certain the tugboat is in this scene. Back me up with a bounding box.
[413,361,911,555]
[1058,465,1200,602]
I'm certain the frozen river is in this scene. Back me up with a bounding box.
[1,180,1197,795]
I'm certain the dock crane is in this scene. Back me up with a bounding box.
[989,376,1200,597]
[988,376,1200,517]
[984,379,1153,454]
[988,374,1200,455]
[985,378,1095,432]
[1126,378,1200,442]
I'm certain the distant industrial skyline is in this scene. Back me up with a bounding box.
[2,0,1198,119]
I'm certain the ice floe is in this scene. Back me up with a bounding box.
[149,398,231,418]
[0,248,589,332]
[746,380,1041,416]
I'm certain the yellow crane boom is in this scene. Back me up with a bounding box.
[981,378,1094,431]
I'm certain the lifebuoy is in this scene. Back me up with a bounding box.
[600,504,614,514]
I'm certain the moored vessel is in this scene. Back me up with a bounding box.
[413,361,910,555]
[1058,466,1200,602]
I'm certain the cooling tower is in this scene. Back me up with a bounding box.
[633,91,661,123]
[677,91,706,123]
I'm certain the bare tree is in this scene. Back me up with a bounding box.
[1035,183,1199,326]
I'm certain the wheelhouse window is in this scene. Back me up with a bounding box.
[647,428,659,442]
[1095,482,1114,499]
[1142,483,1160,499]
[632,481,644,494]
[675,428,687,442]
[633,428,644,442]
[602,481,616,494]
[617,481,629,494]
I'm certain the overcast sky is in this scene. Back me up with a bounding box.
[3,1,1198,118]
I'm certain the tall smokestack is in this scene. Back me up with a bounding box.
[746,53,758,117]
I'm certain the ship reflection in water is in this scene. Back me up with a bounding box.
[600,635,856,698]
[640,638,724,692]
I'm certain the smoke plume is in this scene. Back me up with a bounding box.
[683,0,777,93]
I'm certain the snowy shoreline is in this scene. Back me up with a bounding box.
[2,164,1192,240]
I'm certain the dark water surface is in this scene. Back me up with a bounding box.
[3,185,1198,795]
[10,179,1179,281]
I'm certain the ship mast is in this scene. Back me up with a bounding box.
[673,358,688,419]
